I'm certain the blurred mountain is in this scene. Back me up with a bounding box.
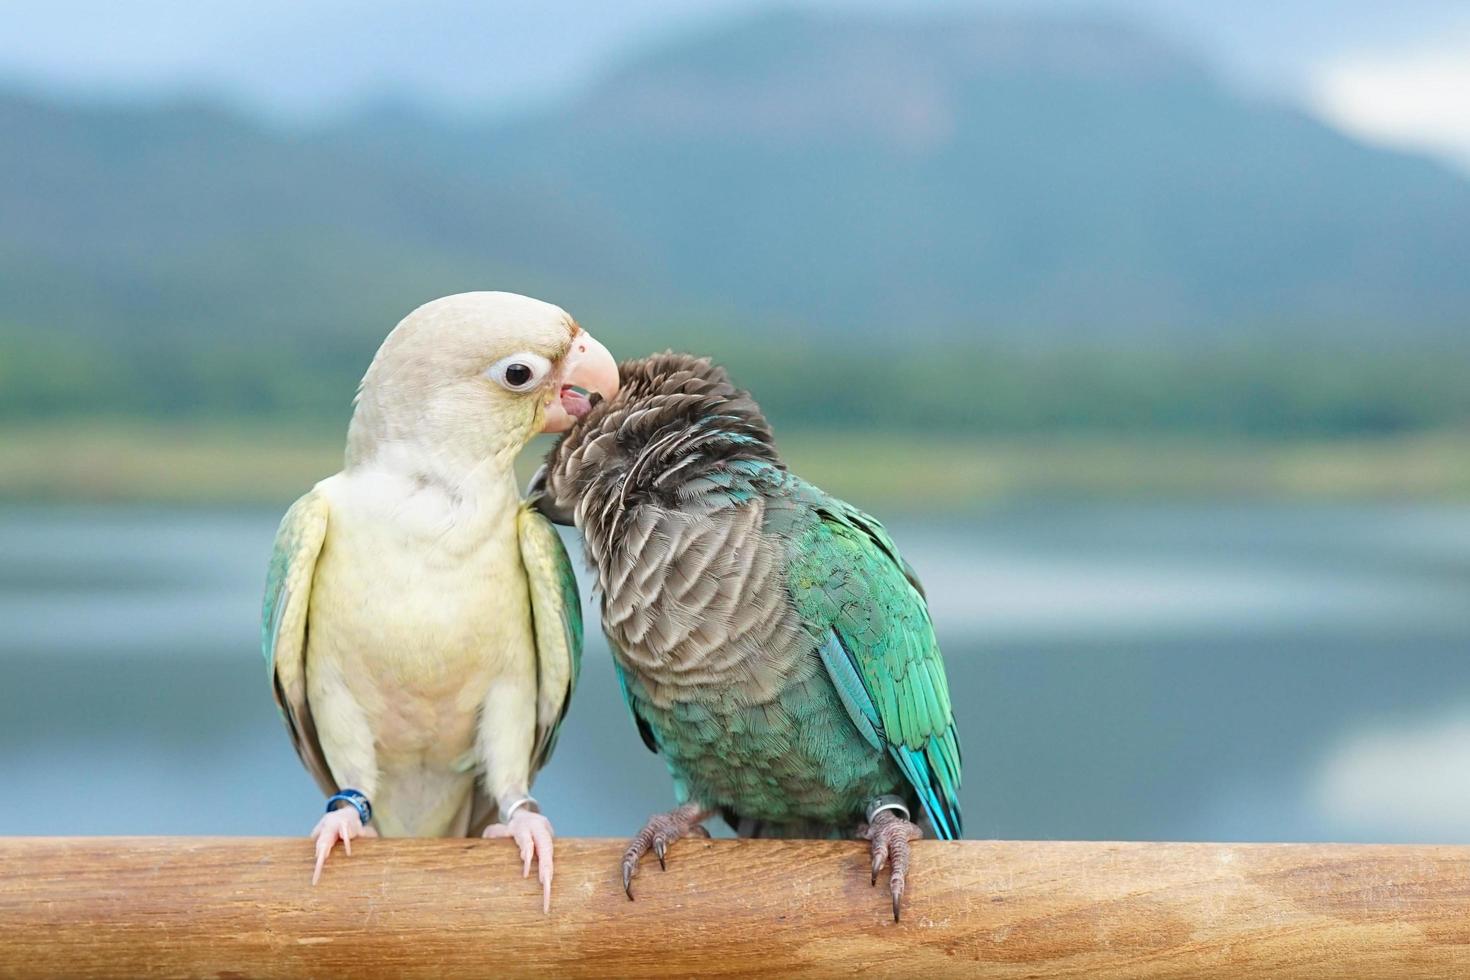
[2,9,1469,420]
[457,9,1470,337]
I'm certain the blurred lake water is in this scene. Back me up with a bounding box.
[3,503,1469,843]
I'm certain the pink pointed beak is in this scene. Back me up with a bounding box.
[542,328,619,433]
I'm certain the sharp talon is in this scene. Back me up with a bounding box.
[621,804,708,899]
[865,807,920,923]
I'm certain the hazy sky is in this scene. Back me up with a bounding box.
[4,0,1469,169]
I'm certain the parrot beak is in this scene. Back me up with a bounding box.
[527,464,576,525]
[526,464,548,499]
[542,328,619,433]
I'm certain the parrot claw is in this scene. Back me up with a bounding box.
[860,809,922,922]
[653,838,668,870]
[483,809,556,913]
[620,803,709,900]
[308,806,376,885]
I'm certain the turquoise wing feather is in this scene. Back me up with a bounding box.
[785,482,963,839]
[612,655,661,754]
[261,489,337,796]
[517,503,585,771]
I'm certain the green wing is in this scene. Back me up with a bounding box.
[261,489,337,796]
[611,654,660,754]
[784,482,963,839]
[517,503,584,772]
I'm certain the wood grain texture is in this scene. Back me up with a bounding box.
[1,838,1468,978]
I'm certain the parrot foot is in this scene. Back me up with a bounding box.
[483,809,556,913]
[621,803,712,900]
[859,808,923,922]
[309,806,377,885]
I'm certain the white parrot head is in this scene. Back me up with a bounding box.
[346,291,619,468]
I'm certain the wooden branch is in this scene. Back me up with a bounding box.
[2,838,1467,978]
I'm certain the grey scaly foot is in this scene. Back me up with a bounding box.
[859,796,923,922]
[621,803,712,899]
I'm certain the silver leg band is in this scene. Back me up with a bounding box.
[865,794,911,824]
[503,796,540,821]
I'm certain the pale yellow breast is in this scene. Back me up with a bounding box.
[306,470,534,769]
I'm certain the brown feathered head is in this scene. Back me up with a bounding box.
[531,351,780,527]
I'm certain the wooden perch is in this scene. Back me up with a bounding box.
[2,837,1468,978]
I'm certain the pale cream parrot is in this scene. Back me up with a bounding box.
[260,292,618,910]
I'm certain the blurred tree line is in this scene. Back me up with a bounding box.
[4,322,1467,439]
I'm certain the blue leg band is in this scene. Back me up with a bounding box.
[325,788,372,826]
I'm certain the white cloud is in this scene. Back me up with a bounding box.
[1312,708,1470,841]
[1311,34,1470,172]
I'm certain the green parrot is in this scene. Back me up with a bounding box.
[533,352,961,920]
[261,291,618,909]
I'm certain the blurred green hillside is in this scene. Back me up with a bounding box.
[4,422,1469,510]
[2,9,1469,504]
[4,325,1468,441]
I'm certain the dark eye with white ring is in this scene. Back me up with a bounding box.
[486,352,552,392]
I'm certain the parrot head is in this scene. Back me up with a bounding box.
[530,351,778,526]
[346,291,620,468]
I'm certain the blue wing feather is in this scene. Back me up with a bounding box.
[784,477,964,840]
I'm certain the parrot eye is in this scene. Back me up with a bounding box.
[487,353,552,392]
